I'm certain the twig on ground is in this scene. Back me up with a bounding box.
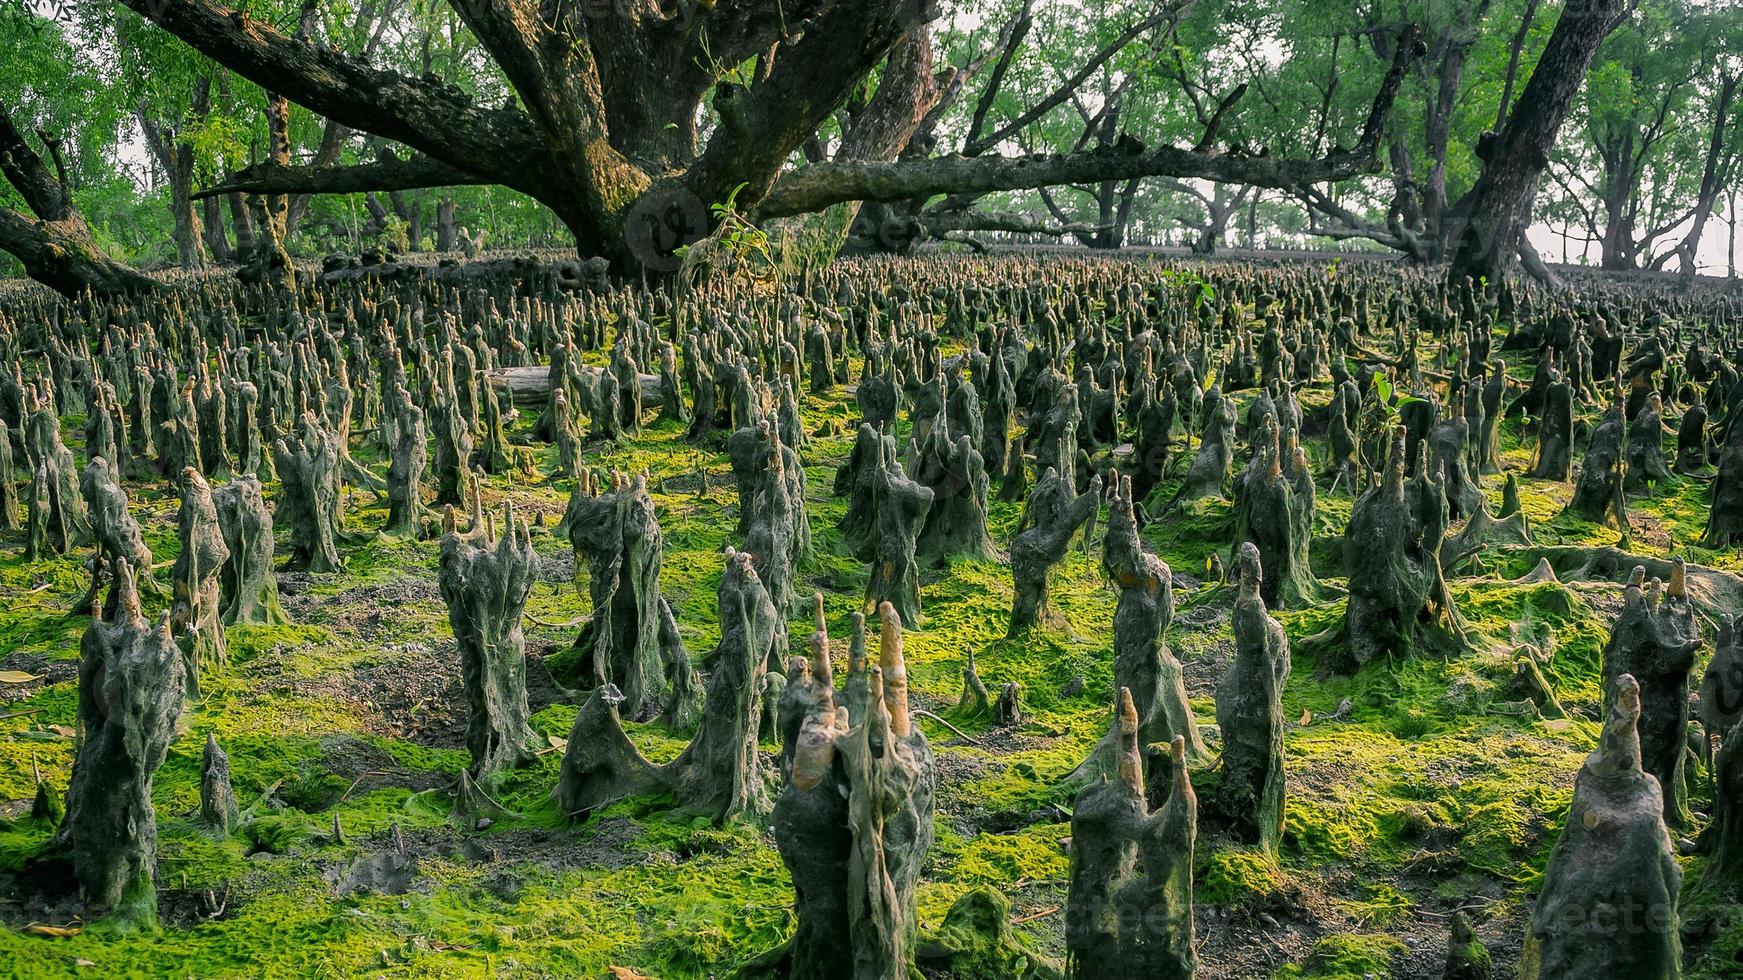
[913,709,981,744]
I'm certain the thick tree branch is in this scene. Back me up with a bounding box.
[118,0,546,193]
[966,0,1034,148]
[192,152,484,200]
[758,26,1420,220]
[1305,221,1408,250]
[1192,82,1248,153]
[921,208,1108,237]
[686,0,929,210]
[0,102,72,220]
[0,207,155,297]
[1293,183,1416,253]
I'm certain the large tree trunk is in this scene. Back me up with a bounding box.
[1596,131,1642,270]
[1421,1,1492,251]
[137,78,213,270]
[1448,0,1628,286]
[123,0,1418,279]
[0,103,154,296]
[203,196,231,263]
[1661,72,1738,276]
[227,191,255,258]
[437,194,458,252]
[240,89,296,292]
[387,189,423,249]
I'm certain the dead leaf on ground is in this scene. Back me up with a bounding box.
[0,670,40,684]
[23,919,83,938]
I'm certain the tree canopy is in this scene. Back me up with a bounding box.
[0,0,1736,294]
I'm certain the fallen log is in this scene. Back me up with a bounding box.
[487,366,663,410]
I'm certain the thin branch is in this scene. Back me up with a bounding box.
[761,26,1420,221]
[965,0,1191,156]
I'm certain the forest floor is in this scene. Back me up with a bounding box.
[2,262,1741,978]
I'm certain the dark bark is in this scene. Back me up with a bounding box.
[0,103,154,296]
[758,36,1409,222]
[202,195,231,263]
[1448,0,1628,286]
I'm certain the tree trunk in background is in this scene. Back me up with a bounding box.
[437,195,457,252]
[203,196,231,263]
[1730,191,1738,278]
[1663,72,1738,278]
[387,190,423,249]
[1595,127,1645,270]
[835,25,945,256]
[362,193,390,238]
[1110,176,1140,249]
[165,154,206,270]
[240,90,296,292]
[228,191,255,258]
[137,78,214,270]
[286,120,349,237]
[1449,0,1627,287]
[1193,190,1247,256]
[1421,0,1492,255]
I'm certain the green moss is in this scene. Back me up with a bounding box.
[0,299,1704,976]
[1197,846,1289,907]
[224,623,336,667]
[916,886,1062,979]
[1274,933,1407,979]
[1338,882,1415,928]
[932,821,1071,886]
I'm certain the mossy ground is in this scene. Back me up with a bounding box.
[1,297,1736,978]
